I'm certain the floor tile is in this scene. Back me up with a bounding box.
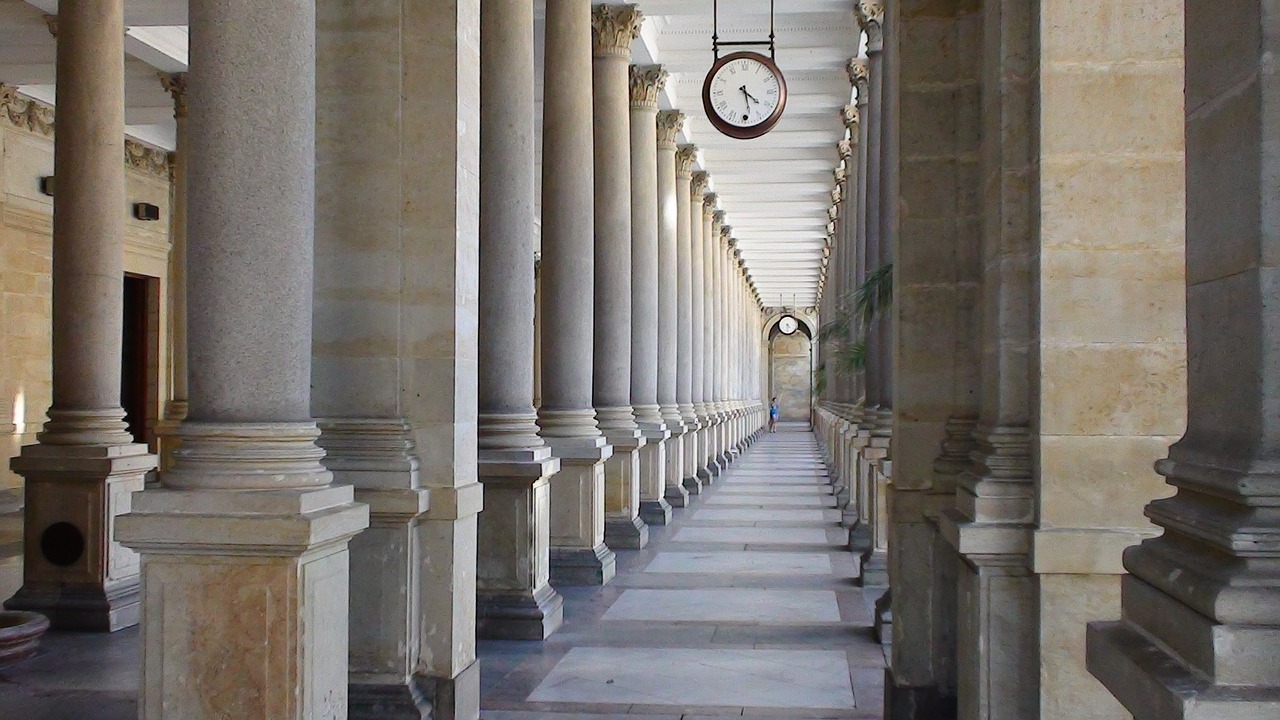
[643,551,833,575]
[670,526,832,545]
[601,588,841,623]
[705,494,835,507]
[691,508,837,522]
[527,647,856,710]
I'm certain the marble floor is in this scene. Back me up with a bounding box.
[479,429,886,719]
[0,428,885,719]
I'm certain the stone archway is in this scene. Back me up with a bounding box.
[766,319,814,424]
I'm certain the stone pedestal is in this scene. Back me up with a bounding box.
[637,422,672,526]
[119,484,368,719]
[477,449,563,640]
[602,428,649,551]
[547,437,616,586]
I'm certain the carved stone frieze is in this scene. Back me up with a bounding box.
[125,138,172,178]
[629,65,667,110]
[1,84,54,137]
[656,110,685,147]
[591,4,643,59]
[675,144,698,177]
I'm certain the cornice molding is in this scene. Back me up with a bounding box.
[629,65,667,110]
[591,4,643,59]
[656,109,684,147]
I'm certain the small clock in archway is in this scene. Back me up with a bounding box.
[778,315,799,335]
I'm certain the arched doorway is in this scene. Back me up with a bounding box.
[766,314,814,425]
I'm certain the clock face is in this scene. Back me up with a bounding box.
[779,315,799,335]
[702,51,787,140]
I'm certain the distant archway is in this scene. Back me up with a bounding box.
[764,313,814,423]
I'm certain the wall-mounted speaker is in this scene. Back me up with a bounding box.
[133,202,160,221]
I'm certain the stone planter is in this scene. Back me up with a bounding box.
[0,610,50,666]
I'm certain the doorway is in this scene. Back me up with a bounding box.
[121,273,159,448]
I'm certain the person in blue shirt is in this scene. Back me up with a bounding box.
[769,397,780,433]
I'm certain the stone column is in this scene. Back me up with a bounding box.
[717,221,735,462]
[540,0,616,586]
[629,65,672,527]
[156,72,188,471]
[6,0,158,632]
[700,193,722,477]
[1088,1,1270,716]
[316,2,487,712]
[851,59,870,409]
[657,111,689,509]
[473,0,563,641]
[861,3,885,419]
[877,1,898,416]
[591,4,648,551]
[688,170,711,488]
[116,0,371,716]
[675,146,702,498]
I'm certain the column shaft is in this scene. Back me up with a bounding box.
[474,0,563,641]
[539,0,616,586]
[688,171,710,487]
[117,0,369,716]
[675,146,701,497]
[656,111,688,509]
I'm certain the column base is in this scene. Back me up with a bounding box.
[477,583,564,641]
[1087,620,1280,720]
[550,543,616,586]
[350,658,481,720]
[884,670,957,720]
[873,589,892,646]
[858,548,889,587]
[4,577,139,633]
[697,465,714,483]
[639,498,673,526]
[605,513,649,550]
[665,484,691,508]
[683,475,704,495]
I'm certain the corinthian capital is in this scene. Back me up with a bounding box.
[702,191,718,210]
[657,110,685,147]
[838,139,853,161]
[691,171,710,196]
[629,65,668,110]
[713,209,727,225]
[676,145,698,177]
[855,2,884,51]
[592,4,643,59]
[719,225,732,243]
[842,104,859,132]
[834,166,847,185]
[159,72,188,120]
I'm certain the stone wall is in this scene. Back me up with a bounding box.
[0,93,173,502]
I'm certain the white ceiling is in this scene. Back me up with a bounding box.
[1,0,860,308]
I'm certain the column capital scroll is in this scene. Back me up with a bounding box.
[657,109,685,147]
[834,166,847,185]
[591,4,643,59]
[842,104,860,133]
[676,144,698,177]
[629,64,667,110]
[831,186,842,205]
[159,72,188,120]
[838,138,853,161]
[690,170,710,195]
[702,191,718,211]
[713,209,727,225]
[719,224,732,242]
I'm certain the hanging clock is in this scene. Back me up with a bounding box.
[778,315,799,335]
[702,51,787,140]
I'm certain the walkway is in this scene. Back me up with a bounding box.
[479,427,886,719]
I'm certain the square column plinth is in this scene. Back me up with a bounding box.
[637,424,672,526]
[681,419,704,496]
[477,448,564,640]
[548,438,616,586]
[604,432,649,550]
[6,443,155,631]
[117,485,368,720]
[662,427,689,509]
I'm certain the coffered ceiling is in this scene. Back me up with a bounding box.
[2,0,861,308]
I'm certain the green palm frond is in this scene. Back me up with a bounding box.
[816,263,893,384]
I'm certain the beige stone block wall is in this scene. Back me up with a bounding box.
[1034,1,1184,716]
[1,117,172,498]
[769,333,811,421]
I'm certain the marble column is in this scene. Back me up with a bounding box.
[861,5,885,420]
[540,0,616,586]
[850,60,869,409]
[675,147,703,498]
[656,112,689,509]
[116,0,370,716]
[688,169,711,489]
[1089,0,1278,715]
[717,221,735,464]
[315,2,487,712]
[156,72,188,471]
[877,0,898,417]
[6,0,157,632]
[700,193,721,478]
[474,0,563,642]
[591,4,648,551]
[629,65,672,527]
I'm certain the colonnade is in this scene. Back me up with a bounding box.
[3,1,765,717]
[814,1,1280,719]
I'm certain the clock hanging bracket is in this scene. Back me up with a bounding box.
[711,0,777,61]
